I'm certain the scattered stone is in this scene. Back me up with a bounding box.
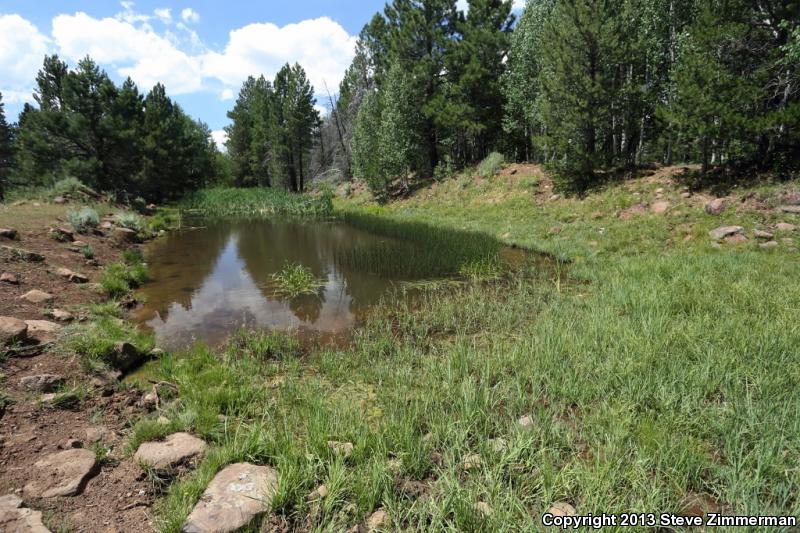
[53,196,66,204]
[49,309,74,322]
[85,426,110,444]
[63,438,82,449]
[681,192,692,199]
[650,201,670,214]
[307,484,329,501]
[100,221,113,230]
[24,320,63,343]
[783,237,794,245]
[23,448,99,498]
[474,501,493,517]
[366,509,389,531]
[90,369,121,389]
[107,342,144,372]
[56,267,89,284]
[181,463,277,533]
[725,234,748,244]
[709,226,744,241]
[549,194,562,201]
[548,502,577,517]
[518,415,534,428]
[134,432,207,471]
[781,205,800,215]
[20,290,54,304]
[753,229,774,240]
[776,222,797,232]
[655,187,664,194]
[0,228,18,240]
[462,453,482,471]
[113,227,138,243]
[328,441,354,458]
[0,316,28,345]
[20,374,64,393]
[619,203,648,220]
[705,198,727,216]
[488,437,508,453]
[149,348,165,357]
[141,389,159,410]
[0,493,51,533]
[2,246,45,262]
[50,227,74,242]
[548,226,562,235]
[0,272,18,284]
[781,191,800,205]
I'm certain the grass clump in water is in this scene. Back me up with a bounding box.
[181,187,333,218]
[271,263,324,298]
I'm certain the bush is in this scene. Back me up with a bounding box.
[434,155,456,182]
[51,177,86,199]
[115,212,144,232]
[67,207,100,234]
[477,152,505,178]
[131,196,148,214]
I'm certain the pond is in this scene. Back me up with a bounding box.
[135,217,511,349]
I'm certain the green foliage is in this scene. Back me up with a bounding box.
[476,152,504,178]
[80,245,94,259]
[67,207,100,234]
[67,316,154,372]
[115,212,143,232]
[51,177,89,199]
[270,263,324,298]
[0,91,13,202]
[101,259,148,298]
[180,187,333,217]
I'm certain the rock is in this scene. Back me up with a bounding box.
[49,227,74,242]
[113,227,138,243]
[474,501,493,517]
[776,222,797,232]
[2,246,45,262]
[90,369,121,389]
[0,272,18,284]
[20,290,54,304]
[681,192,692,199]
[53,196,66,204]
[181,463,277,533]
[619,203,648,220]
[56,267,89,284]
[23,449,98,498]
[548,226,562,235]
[85,426,110,444]
[107,342,144,372]
[783,237,795,245]
[488,437,508,453]
[366,509,389,531]
[0,316,28,345]
[725,234,748,244]
[150,348,165,357]
[705,198,727,216]
[753,229,774,240]
[49,309,74,322]
[781,205,800,215]
[328,441,354,458]
[20,374,64,393]
[0,493,51,533]
[462,453,482,471]
[781,191,800,205]
[24,320,62,343]
[548,502,577,517]
[709,226,744,241]
[100,221,113,230]
[63,438,82,449]
[141,389,158,410]
[0,228,18,240]
[157,416,171,426]
[517,415,534,428]
[307,484,328,501]
[650,201,670,214]
[134,433,207,471]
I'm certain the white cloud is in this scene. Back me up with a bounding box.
[154,8,172,24]
[0,14,50,104]
[220,88,234,101]
[458,0,526,12]
[181,8,200,24]
[211,129,228,150]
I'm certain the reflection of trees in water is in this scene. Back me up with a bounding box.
[289,293,322,323]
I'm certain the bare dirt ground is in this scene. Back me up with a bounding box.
[1,201,157,532]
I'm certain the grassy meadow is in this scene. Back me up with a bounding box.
[117,165,800,531]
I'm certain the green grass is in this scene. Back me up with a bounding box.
[270,263,325,298]
[101,258,149,298]
[140,167,800,530]
[476,152,504,179]
[65,316,155,372]
[180,187,333,218]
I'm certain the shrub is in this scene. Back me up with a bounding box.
[477,152,505,178]
[434,155,456,182]
[115,212,143,232]
[67,207,100,234]
[81,245,95,259]
[51,177,87,199]
[271,263,323,298]
[131,196,148,214]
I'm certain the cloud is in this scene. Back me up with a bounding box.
[219,88,235,101]
[458,0,526,12]
[181,8,200,24]
[154,8,172,24]
[0,14,50,104]
[211,129,228,150]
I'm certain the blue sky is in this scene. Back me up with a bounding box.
[0,0,388,145]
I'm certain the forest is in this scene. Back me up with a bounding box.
[1,0,799,202]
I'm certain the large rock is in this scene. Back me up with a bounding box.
[0,272,19,284]
[0,316,28,345]
[49,309,74,322]
[24,320,63,343]
[134,433,207,471]
[781,205,800,215]
[650,201,670,214]
[113,227,138,243]
[0,494,51,533]
[20,290,54,304]
[753,229,774,240]
[23,449,99,498]
[776,222,797,232]
[20,374,64,393]
[781,191,800,205]
[705,199,727,216]
[181,463,277,533]
[709,226,744,241]
[107,342,145,372]
[56,267,89,284]
[1,246,44,262]
[0,228,18,240]
[49,227,74,242]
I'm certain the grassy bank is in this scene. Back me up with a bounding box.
[134,167,800,530]
[179,187,333,217]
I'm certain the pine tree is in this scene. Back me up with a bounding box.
[0,91,14,201]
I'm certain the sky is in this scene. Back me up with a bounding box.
[0,1,522,148]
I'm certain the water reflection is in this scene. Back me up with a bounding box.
[134,219,405,349]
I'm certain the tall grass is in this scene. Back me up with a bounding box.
[180,187,333,217]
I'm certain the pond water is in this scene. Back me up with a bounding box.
[134,218,430,349]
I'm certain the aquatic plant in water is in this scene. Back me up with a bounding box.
[270,263,324,298]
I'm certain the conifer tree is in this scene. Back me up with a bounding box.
[0,92,14,201]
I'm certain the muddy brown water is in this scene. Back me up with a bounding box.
[134,218,433,349]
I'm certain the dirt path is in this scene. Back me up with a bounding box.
[1,202,156,532]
